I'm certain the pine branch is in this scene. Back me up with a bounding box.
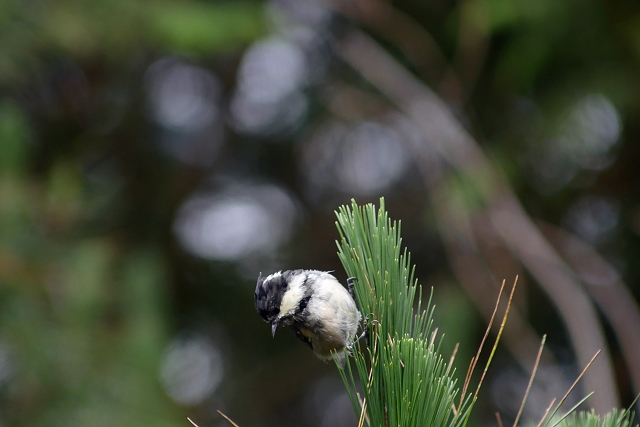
[335,198,475,427]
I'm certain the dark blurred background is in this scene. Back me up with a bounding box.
[2,0,640,426]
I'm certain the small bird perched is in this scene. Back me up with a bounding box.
[254,270,361,367]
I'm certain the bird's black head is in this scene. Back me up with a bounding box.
[254,271,289,324]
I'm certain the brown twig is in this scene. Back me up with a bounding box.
[447,0,491,106]
[541,223,640,401]
[332,0,455,89]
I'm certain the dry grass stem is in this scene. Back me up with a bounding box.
[536,399,557,427]
[459,278,506,408]
[513,335,547,427]
[557,351,601,410]
[217,410,242,427]
[473,276,518,401]
[357,397,368,427]
[447,342,459,373]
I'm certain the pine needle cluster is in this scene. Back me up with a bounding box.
[551,409,636,427]
[334,199,475,427]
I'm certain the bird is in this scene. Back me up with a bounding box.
[254,269,361,367]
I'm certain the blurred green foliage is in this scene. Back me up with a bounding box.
[0,0,265,84]
[0,99,176,425]
[0,1,266,426]
[149,2,265,53]
[1,0,640,425]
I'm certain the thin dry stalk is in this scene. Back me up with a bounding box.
[557,351,601,410]
[217,410,242,427]
[447,342,459,373]
[537,350,601,427]
[513,335,547,427]
[357,396,368,427]
[473,277,518,401]
[536,399,557,427]
[459,278,506,409]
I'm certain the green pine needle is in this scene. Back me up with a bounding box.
[547,408,636,427]
[334,198,637,427]
[335,198,475,427]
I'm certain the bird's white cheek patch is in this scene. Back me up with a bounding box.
[279,273,306,317]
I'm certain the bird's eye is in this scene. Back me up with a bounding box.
[279,315,293,325]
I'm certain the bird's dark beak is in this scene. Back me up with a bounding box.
[271,322,278,338]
